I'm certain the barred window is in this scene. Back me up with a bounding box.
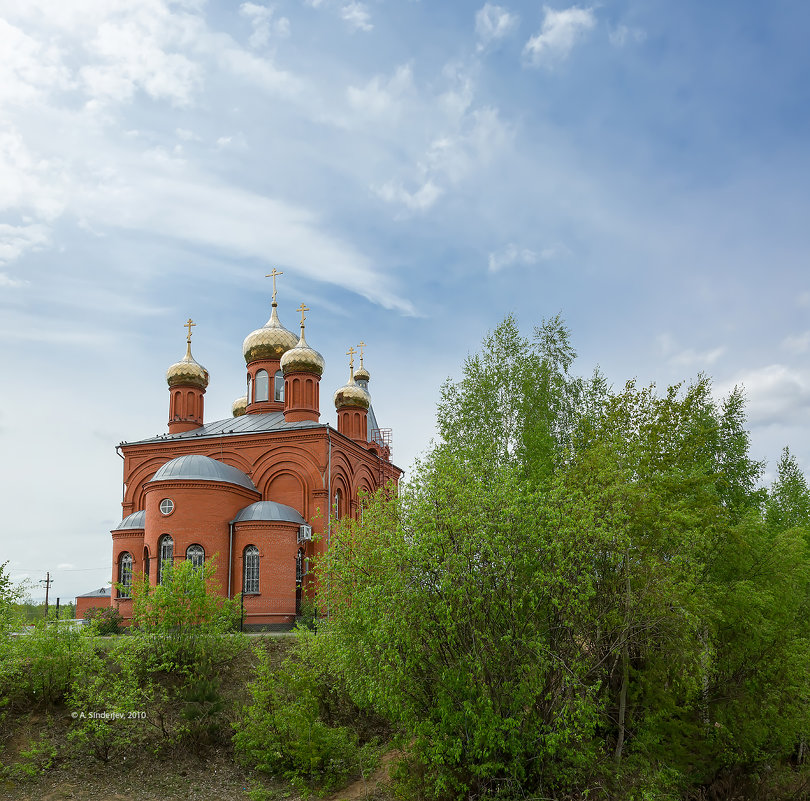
[296,548,304,586]
[158,535,173,585]
[186,544,204,570]
[243,545,259,594]
[118,552,133,598]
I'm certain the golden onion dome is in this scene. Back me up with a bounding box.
[232,396,247,417]
[280,330,325,376]
[353,364,370,383]
[167,341,209,390]
[334,376,370,410]
[242,303,299,364]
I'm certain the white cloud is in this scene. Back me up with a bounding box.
[717,366,810,428]
[0,19,74,106]
[488,242,567,272]
[523,5,596,67]
[0,223,50,266]
[782,331,810,355]
[475,3,519,51]
[656,333,726,368]
[240,2,291,48]
[377,179,444,212]
[347,65,413,118]
[341,2,373,32]
[608,24,646,47]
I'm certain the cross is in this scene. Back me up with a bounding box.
[358,340,366,367]
[185,318,196,342]
[265,268,283,303]
[297,303,309,328]
[346,346,356,372]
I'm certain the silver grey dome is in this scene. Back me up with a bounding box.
[113,510,145,530]
[150,454,257,492]
[231,501,306,525]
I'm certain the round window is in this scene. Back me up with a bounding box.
[159,498,175,516]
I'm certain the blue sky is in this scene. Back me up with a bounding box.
[2,0,810,602]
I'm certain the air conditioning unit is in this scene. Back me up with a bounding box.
[297,524,312,544]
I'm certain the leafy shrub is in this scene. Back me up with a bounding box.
[83,605,123,635]
[234,635,377,793]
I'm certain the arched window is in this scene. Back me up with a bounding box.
[255,370,269,402]
[118,552,133,598]
[247,374,252,404]
[333,489,342,519]
[143,546,150,580]
[186,544,204,570]
[243,546,260,594]
[158,535,173,585]
[274,370,285,402]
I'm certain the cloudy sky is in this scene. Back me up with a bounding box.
[2,0,810,602]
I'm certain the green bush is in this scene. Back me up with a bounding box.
[83,605,123,635]
[234,636,378,793]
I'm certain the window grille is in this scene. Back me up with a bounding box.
[243,545,259,594]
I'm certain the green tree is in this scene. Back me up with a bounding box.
[313,317,810,799]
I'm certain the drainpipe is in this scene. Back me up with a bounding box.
[326,426,332,620]
[228,521,234,599]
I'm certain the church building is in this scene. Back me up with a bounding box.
[94,273,400,628]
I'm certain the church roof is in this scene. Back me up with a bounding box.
[122,411,321,446]
[150,454,257,492]
[232,501,307,525]
[113,510,145,530]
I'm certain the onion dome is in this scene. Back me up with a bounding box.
[353,363,370,383]
[166,339,209,390]
[334,376,370,410]
[232,396,247,417]
[280,306,324,375]
[242,303,299,364]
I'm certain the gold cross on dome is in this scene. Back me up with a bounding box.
[297,303,309,327]
[357,341,366,367]
[346,346,356,372]
[185,318,196,342]
[265,268,283,303]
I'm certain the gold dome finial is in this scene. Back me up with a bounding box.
[167,318,209,389]
[346,345,356,380]
[266,268,283,304]
[243,272,298,364]
[354,340,370,384]
[280,302,324,376]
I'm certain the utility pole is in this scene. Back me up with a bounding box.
[40,573,52,620]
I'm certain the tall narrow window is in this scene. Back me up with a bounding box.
[118,552,133,598]
[274,370,285,402]
[143,546,150,580]
[255,370,269,402]
[243,545,259,594]
[247,374,252,404]
[158,535,174,585]
[186,544,204,570]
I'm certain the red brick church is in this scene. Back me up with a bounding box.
[79,272,401,627]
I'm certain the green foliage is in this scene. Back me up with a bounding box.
[235,633,379,793]
[129,557,242,671]
[313,316,810,799]
[0,622,98,711]
[83,605,123,635]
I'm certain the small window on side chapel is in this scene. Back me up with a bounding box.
[186,544,204,570]
[158,535,174,585]
[244,545,259,594]
[118,552,133,598]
